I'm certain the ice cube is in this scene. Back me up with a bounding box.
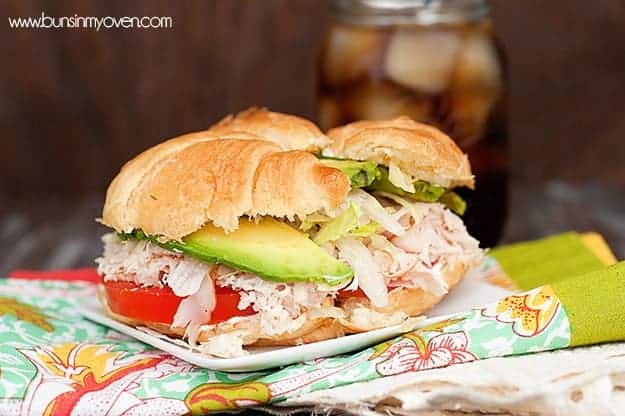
[442,33,503,147]
[452,33,502,91]
[322,26,386,87]
[442,91,497,148]
[344,82,432,122]
[385,29,461,94]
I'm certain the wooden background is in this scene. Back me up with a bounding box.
[1,0,625,199]
[1,0,625,275]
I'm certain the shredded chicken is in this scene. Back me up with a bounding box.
[198,331,249,358]
[215,267,334,336]
[388,202,482,291]
[333,200,482,300]
[96,233,210,295]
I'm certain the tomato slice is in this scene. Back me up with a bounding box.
[103,280,255,325]
[336,288,367,300]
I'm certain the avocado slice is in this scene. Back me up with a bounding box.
[319,158,380,188]
[124,218,353,286]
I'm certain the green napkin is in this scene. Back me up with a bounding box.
[489,231,616,290]
[552,261,625,346]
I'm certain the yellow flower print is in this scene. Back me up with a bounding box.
[481,285,561,337]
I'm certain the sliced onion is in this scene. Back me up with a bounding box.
[336,237,388,307]
[166,258,209,297]
[373,191,428,226]
[172,276,216,345]
[343,275,360,292]
[346,189,405,236]
[388,160,416,193]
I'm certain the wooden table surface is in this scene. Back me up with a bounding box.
[1,180,624,276]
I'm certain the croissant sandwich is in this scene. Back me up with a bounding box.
[96,108,482,357]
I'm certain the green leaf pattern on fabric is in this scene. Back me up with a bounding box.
[0,279,570,414]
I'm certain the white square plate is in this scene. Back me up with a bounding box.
[78,267,508,372]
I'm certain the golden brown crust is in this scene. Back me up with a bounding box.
[210,107,330,152]
[252,151,350,220]
[326,116,474,189]
[101,130,219,234]
[101,135,350,240]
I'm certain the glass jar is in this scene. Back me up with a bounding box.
[318,0,508,247]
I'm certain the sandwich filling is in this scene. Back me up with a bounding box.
[97,235,337,353]
[96,160,482,357]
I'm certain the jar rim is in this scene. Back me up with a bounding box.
[330,0,490,26]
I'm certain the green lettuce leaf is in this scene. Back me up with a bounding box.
[348,221,382,238]
[319,158,380,188]
[299,213,331,232]
[313,202,362,245]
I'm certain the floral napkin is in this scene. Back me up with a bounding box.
[0,232,622,415]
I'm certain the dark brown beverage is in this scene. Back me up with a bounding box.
[318,0,507,247]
